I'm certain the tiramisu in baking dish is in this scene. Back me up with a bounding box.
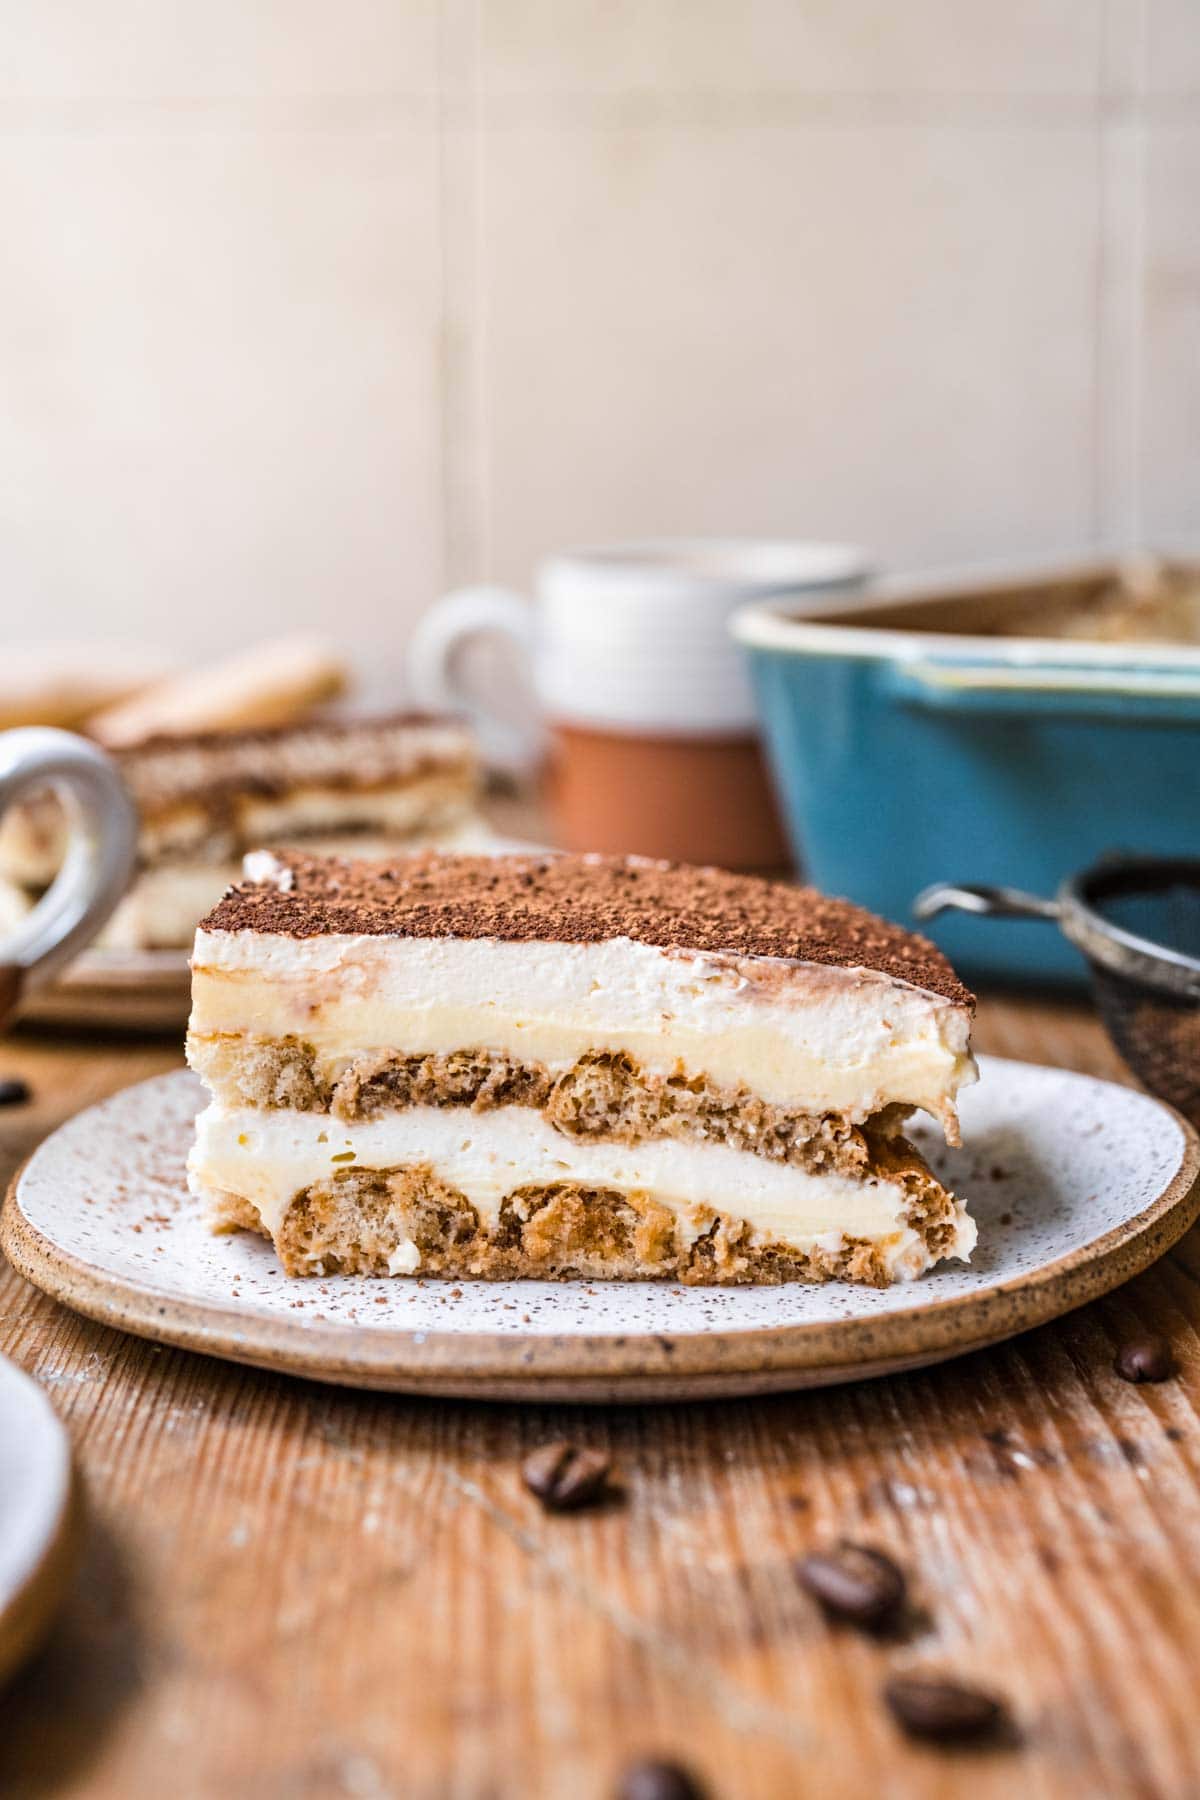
[186,852,977,1286]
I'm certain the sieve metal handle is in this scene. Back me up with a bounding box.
[913,882,1062,925]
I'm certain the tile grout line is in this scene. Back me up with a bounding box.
[1,89,1195,145]
[1129,0,1148,548]
[1092,1,1109,547]
[1093,0,1150,548]
[1095,0,1118,546]
[435,0,487,593]
[5,90,1198,135]
[435,6,453,599]
[473,0,492,583]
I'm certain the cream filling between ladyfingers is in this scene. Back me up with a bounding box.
[189,933,973,1129]
[188,1102,975,1280]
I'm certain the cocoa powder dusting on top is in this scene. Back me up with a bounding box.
[202,851,973,1005]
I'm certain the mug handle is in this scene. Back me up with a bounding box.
[0,729,139,1022]
[406,585,546,775]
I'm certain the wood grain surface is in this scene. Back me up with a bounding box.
[0,999,1197,1799]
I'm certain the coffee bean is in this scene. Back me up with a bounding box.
[615,1758,706,1800]
[0,1077,31,1107]
[1114,1334,1175,1383]
[796,1541,906,1628]
[883,1674,1006,1742]
[521,1441,611,1511]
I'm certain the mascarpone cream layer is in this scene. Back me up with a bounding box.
[189,933,975,1130]
[188,1102,976,1278]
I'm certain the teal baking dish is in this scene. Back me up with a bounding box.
[732,558,1200,985]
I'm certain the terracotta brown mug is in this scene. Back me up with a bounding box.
[407,539,867,868]
[0,729,138,1027]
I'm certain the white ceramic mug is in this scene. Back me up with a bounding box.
[407,539,867,865]
[408,539,868,768]
[0,729,139,1021]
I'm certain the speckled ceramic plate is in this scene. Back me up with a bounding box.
[0,1355,77,1682]
[4,1058,1198,1402]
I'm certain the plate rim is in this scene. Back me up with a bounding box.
[4,1060,1199,1398]
[0,1358,78,1682]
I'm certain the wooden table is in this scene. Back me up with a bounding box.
[0,998,1196,1799]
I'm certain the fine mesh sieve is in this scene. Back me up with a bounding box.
[916,857,1200,1126]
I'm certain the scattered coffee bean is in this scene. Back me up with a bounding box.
[1114,1334,1175,1384]
[883,1674,1006,1743]
[0,1077,31,1107]
[796,1541,906,1628]
[521,1440,612,1511]
[616,1758,706,1800]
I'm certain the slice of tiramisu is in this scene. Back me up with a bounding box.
[116,712,477,864]
[186,852,977,1286]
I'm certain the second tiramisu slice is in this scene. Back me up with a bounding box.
[186,852,978,1285]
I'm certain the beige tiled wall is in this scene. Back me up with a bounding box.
[0,1,1195,685]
